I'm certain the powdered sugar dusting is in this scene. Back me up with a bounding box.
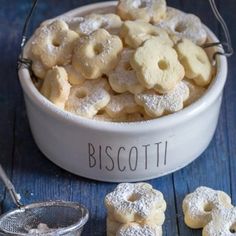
[65,80,110,118]
[62,16,84,32]
[105,183,165,218]
[31,20,78,67]
[28,223,53,234]
[109,49,143,94]
[117,223,161,236]
[157,7,207,45]
[66,13,121,35]
[98,38,113,64]
[203,207,236,236]
[79,18,102,35]
[183,187,232,222]
[136,81,189,117]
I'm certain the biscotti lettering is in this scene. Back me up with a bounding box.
[87,141,169,171]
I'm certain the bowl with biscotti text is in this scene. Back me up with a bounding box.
[18,1,227,182]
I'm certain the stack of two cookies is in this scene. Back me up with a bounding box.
[105,183,166,236]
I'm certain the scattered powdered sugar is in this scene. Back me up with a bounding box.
[68,13,121,35]
[60,16,84,25]
[79,18,102,35]
[96,38,114,64]
[117,223,160,236]
[105,183,165,218]
[136,81,189,117]
[183,186,232,220]
[203,207,236,236]
[62,16,84,32]
[28,223,53,234]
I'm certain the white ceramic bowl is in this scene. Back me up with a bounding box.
[18,1,227,182]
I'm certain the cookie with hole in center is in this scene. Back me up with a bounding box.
[130,38,185,93]
[183,186,233,229]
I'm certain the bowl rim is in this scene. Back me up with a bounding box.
[18,1,228,133]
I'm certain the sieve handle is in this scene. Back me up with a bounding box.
[0,164,23,208]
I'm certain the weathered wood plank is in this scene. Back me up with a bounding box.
[217,0,236,204]
[172,0,234,235]
[0,0,26,214]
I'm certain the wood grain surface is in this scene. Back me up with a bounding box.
[0,0,235,235]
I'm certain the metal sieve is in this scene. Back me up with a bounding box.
[0,165,89,235]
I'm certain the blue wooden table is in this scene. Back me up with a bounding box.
[0,0,235,235]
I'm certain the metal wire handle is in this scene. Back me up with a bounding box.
[203,0,233,60]
[0,165,23,208]
[17,0,38,70]
[17,0,233,70]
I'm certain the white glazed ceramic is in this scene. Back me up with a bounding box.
[18,1,227,182]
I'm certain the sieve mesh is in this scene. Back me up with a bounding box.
[0,201,89,236]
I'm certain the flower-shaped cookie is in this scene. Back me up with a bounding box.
[183,186,233,229]
[105,183,166,224]
[65,79,111,118]
[117,0,167,23]
[120,20,173,49]
[176,39,212,86]
[73,29,123,79]
[31,20,78,68]
[135,81,189,118]
[131,38,185,93]
[157,7,207,45]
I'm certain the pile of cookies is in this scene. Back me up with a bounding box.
[104,184,235,235]
[183,186,236,236]
[105,183,166,236]
[28,0,214,122]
